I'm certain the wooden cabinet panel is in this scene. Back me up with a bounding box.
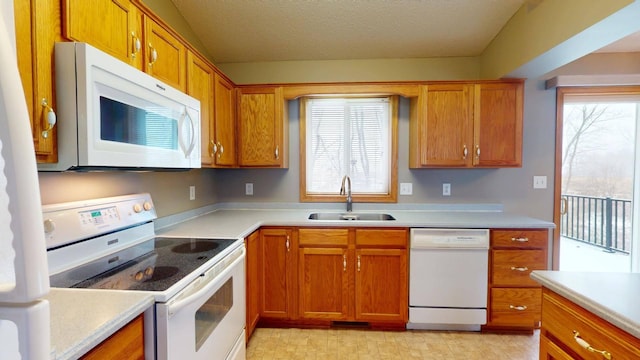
[299,247,351,319]
[491,249,546,287]
[298,228,349,247]
[15,0,62,162]
[539,334,576,360]
[63,0,143,69]
[409,84,473,167]
[355,228,407,248]
[143,16,186,92]
[81,314,144,359]
[186,51,215,166]
[355,248,407,322]
[490,288,541,327]
[260,228,296,319]
[473,82,523,167]
[491,229,548,248]
[213,73,237,167]
[245,230,260,341]
[237,86,287,167]
[541,289,640,360]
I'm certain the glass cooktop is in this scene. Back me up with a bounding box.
[51,237,237,292]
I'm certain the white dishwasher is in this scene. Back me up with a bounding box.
[408,228,489,331]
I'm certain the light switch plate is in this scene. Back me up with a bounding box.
[533,176,547,189]
[189,185,195,200]
[245,183,254,196]
[442,183,451,196]
[400,183,413,195]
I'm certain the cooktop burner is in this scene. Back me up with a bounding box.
[54,237,237,292]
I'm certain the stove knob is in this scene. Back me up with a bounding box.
[43,218,56,234]
[133,203,143,213]
[134,271,144,281]
[144,267,154,278]
[143,202,153,211]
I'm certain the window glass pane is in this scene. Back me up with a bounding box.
[306,98,390,194]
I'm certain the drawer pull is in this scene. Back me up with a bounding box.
[509,305,527,311]
[510,266,529,272]
[573,331,612,360]
[511,237,529,242]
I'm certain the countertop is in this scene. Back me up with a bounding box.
[156,208,555,239]
[46,288,154,359]
[531,271,640,338]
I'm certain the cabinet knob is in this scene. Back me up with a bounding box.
[462,145,468,159]
[510,266,529,272]
[41,98,56,139]
[285,236,290,251]
[131,32,141,59]
[357,255,361,272]
[573,331,612,360]
[210,140,217,157]
[343,254,347,272]
[148,44,158,67]
[475,145,480,159]
[509,305,527,311]
[275,145,279,160]
[511,237,529,242]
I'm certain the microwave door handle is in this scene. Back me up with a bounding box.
[166,252,245,317]
[179,108,197,158]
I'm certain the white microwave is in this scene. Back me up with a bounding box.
[38,42,201,171]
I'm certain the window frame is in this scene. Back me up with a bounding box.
[299,95,398,203]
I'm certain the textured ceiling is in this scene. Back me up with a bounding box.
[170,0,528,63]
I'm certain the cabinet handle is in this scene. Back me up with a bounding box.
[511,237,529,242]
[41,98,57,139]
[210,140,217,157]
[510,266,529,272]
[131,32,141,59]
[573,331,612,360]
[285,236,290,252]
[218,142,224,158]
[343,254,347,272]
[462,145,468,159]
[475,145,480,159]
[148,43,158,67]
[509,305,528,311]
[275,145,279,160]
[357,255,361,272]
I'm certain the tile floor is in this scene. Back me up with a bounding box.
[246,327,540,360]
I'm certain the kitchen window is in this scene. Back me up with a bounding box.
[300,96,398,203]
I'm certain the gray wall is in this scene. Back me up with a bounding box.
[213,79,558,221]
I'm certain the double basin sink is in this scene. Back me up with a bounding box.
[308,212,395,221]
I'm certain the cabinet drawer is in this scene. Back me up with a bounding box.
[299,228,349,247]
[355,229,407,248]
[542,290,640,360]
[490,288,541,326]
[492,249,545,287]
[492,229,547,248]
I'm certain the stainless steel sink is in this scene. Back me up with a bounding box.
[308,212,395,221]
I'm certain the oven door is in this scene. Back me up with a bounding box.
[156,249,245,360]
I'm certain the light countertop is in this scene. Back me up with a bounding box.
[46,288,154,359]
[156,208,555,239]
[531,271,640,338]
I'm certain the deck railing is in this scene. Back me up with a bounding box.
[561,194,632,254]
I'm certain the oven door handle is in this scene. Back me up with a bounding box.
[167,252,245,317]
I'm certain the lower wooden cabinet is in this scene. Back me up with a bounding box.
[81,314,144,359]
[540,288,640,359]
[245,230,260,341]
[259,227,297,320]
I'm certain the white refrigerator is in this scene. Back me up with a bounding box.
[0,2,52,360]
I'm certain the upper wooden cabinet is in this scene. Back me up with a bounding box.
[186,51,215,166]
[237,86,288,168]
[212,73,237,167]
[15,0,62,163]
[143,16,186,92]
[409,80,523,168]
[63,0,143,69]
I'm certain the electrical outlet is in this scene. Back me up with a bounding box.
[400,182,413,195]
[533,176,547,189]
[442,183,451,196]
[245,183,254,196]
[189,185,195,200]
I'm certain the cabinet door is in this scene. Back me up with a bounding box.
[143,16,186,92]
[409,84,473,167]
[298,248,351,320]
[186,51,215,166]
[237,87,286,167]
[473,82,523,167]
[539,334,575,360]
[213,73,237,167]
[81,314,144,359]
[260,228,296,319]
[63,0,143,69]
[245,230,260,341]
[355,248,407,322]
[15,0,61,162]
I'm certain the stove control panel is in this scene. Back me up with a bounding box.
[42,193,157,249]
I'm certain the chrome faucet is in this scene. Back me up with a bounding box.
[340,175,352,212]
